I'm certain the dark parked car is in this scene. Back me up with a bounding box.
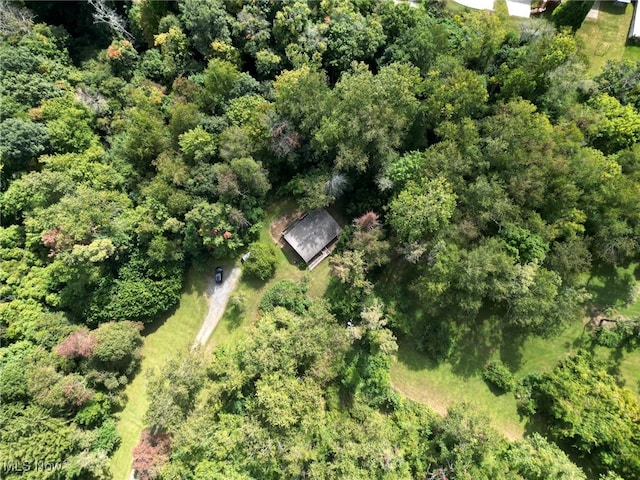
[215,266,223,284]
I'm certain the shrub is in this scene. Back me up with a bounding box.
[418,321,457,362]
[482,361,515,393]
[243,242,278,280]
[228,291,247,312]
[259,280,310,314]
[75,392,111,428]
[594,320,640,349]
[94,419,121,454]
[552,0,594,32]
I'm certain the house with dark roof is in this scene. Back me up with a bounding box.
[283,210,342,270]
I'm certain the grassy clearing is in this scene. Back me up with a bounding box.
[392,319,586,440]
[576,1,638,76]
[111,199,333,478]
[389,259,640,440]
[109,262,212,479]
[392,344,526,440]
[206,199,332,350]
[581,262,639,316]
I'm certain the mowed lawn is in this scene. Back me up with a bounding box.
[110,264,212,479]
[207,200,332,350]
[577,1,640,76]
[390,261,640,440]
[392,320,586,440]
[111,199,334,478]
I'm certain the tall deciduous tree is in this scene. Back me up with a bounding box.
[179,0,230,57]
[387,176,456,244]
[530,354,640,478]
[314,62,421,172]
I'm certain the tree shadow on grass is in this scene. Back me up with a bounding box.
[499,327,528,371]
[449,318,503,378]
[141,303,181,338]
[221,305,244,331]
[585,262,637,311]
[395,337,439,372]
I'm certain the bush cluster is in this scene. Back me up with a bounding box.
[243,242,278,281]
[482,361,515,393]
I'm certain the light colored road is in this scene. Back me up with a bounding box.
[126,266,241,479]
[193,266,241,347]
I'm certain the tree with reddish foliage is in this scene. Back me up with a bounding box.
[55,328,97,360]
[351,211,390,269]
[60,374,94,407]
[353,211,380,231]
[41,228,72,256]
[132,429,172,480]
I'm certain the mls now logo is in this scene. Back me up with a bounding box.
[2,460,65,473]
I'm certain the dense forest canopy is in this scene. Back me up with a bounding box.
[0,0,639,479]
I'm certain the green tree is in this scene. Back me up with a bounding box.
[40,95,97,154]
[0,118,49,175]
[179,125,217,163]
[273,65,330,138]
[114,104,170,171]
[184,201,244,253]
[106,39,138,79]
[91,321,143,375]
[321,3,386,73]
[503,433,587,480]
[451,10,507,69]
[530,354,640,478]
[168,101,201,143]
[315,62,421,172]
[596,60,640,110]
[179,0,230,57]
[153,25,190,81]
[146,349,207,432]
[586,94,640,154]
[202,58,241,113]
[387,177,457,244]
[243,242,278,281]
[422,56,488,128]
[0,405,75,474]
[380,9,448,75]
[128,0,170,47]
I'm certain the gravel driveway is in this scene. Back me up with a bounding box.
[193,266,241,347]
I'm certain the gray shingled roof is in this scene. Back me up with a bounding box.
[283,210,342,263]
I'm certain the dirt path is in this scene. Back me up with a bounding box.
[193,266,241,347]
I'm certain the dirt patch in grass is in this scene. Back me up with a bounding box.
[269,208,303,243]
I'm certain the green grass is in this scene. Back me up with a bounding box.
[390,259,640,440]
[576,1,638,76]
[581,262,639,316]
[392,319,587,440]
[623,43,640,62]
[392,344,526,440]
[109,262,212,480]
[206,200,332,350]
[110,199,334,478]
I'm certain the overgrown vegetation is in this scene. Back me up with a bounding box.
[1,0,639,478]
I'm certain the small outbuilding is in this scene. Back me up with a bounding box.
[283,209,342,269]
[630,1,640,40]
[506,0,532,18]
